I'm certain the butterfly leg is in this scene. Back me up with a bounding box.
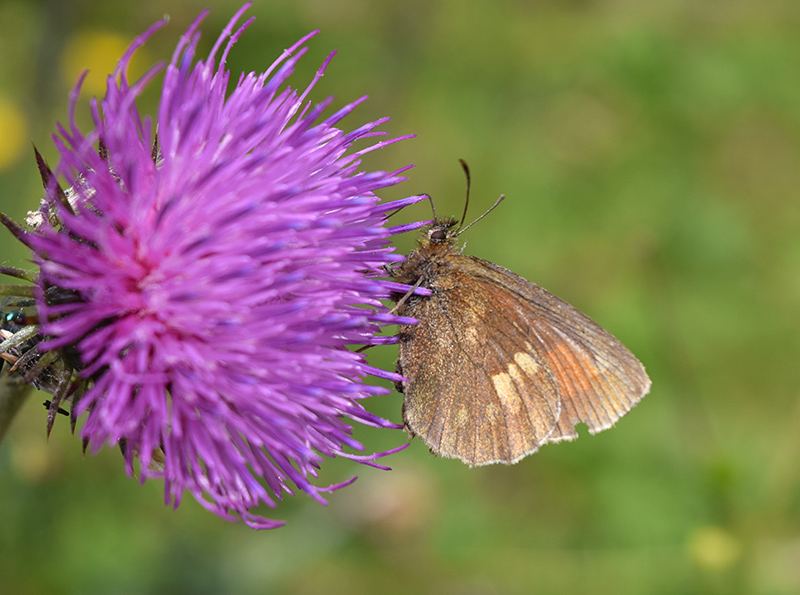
[390,277,426,314]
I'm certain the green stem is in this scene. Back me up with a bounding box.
[0,375,32,445]
[0,284,35,298]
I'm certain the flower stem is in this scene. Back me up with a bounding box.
[0,284,36,297]
[0,375,32,445]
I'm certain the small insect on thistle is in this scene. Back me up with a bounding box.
[0,147,92,436]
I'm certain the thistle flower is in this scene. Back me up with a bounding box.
[0,5,428,529]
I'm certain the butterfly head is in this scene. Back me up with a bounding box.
[418,161,506,252]
[423,217,459,248]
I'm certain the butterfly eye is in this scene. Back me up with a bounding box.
[430,229,447,242]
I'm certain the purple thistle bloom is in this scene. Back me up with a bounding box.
[10,5,428,529]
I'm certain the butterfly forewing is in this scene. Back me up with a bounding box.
[467,257,651,443]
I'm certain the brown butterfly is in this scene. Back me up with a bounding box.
[391,162,651,466]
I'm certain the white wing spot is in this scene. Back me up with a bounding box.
[462,325,481,345]
[454,406,470,427]
[492,367,524,416]
[513,351,540,378]
[485,402,500,422]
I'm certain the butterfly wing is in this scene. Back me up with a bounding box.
[468,257,651,443]
[395,254,650,466]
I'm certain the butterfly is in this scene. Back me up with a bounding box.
[391,162,651,466]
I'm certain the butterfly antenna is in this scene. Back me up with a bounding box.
[455,159,506,236]
[457,193,505,235]
[425,193,438,221]
[457,159,471,230]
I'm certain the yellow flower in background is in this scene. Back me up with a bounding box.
[0,96,27,171]
[688,526,742,572]
[61,30,149,97]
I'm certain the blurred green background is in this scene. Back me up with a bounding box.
[2,0,800,593]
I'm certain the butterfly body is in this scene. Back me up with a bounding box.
[392,217,651,467]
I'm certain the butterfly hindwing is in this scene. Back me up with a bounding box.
[396,252,650,466]
[397,255,564,466]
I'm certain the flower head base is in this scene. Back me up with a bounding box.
[3,5,427,528]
